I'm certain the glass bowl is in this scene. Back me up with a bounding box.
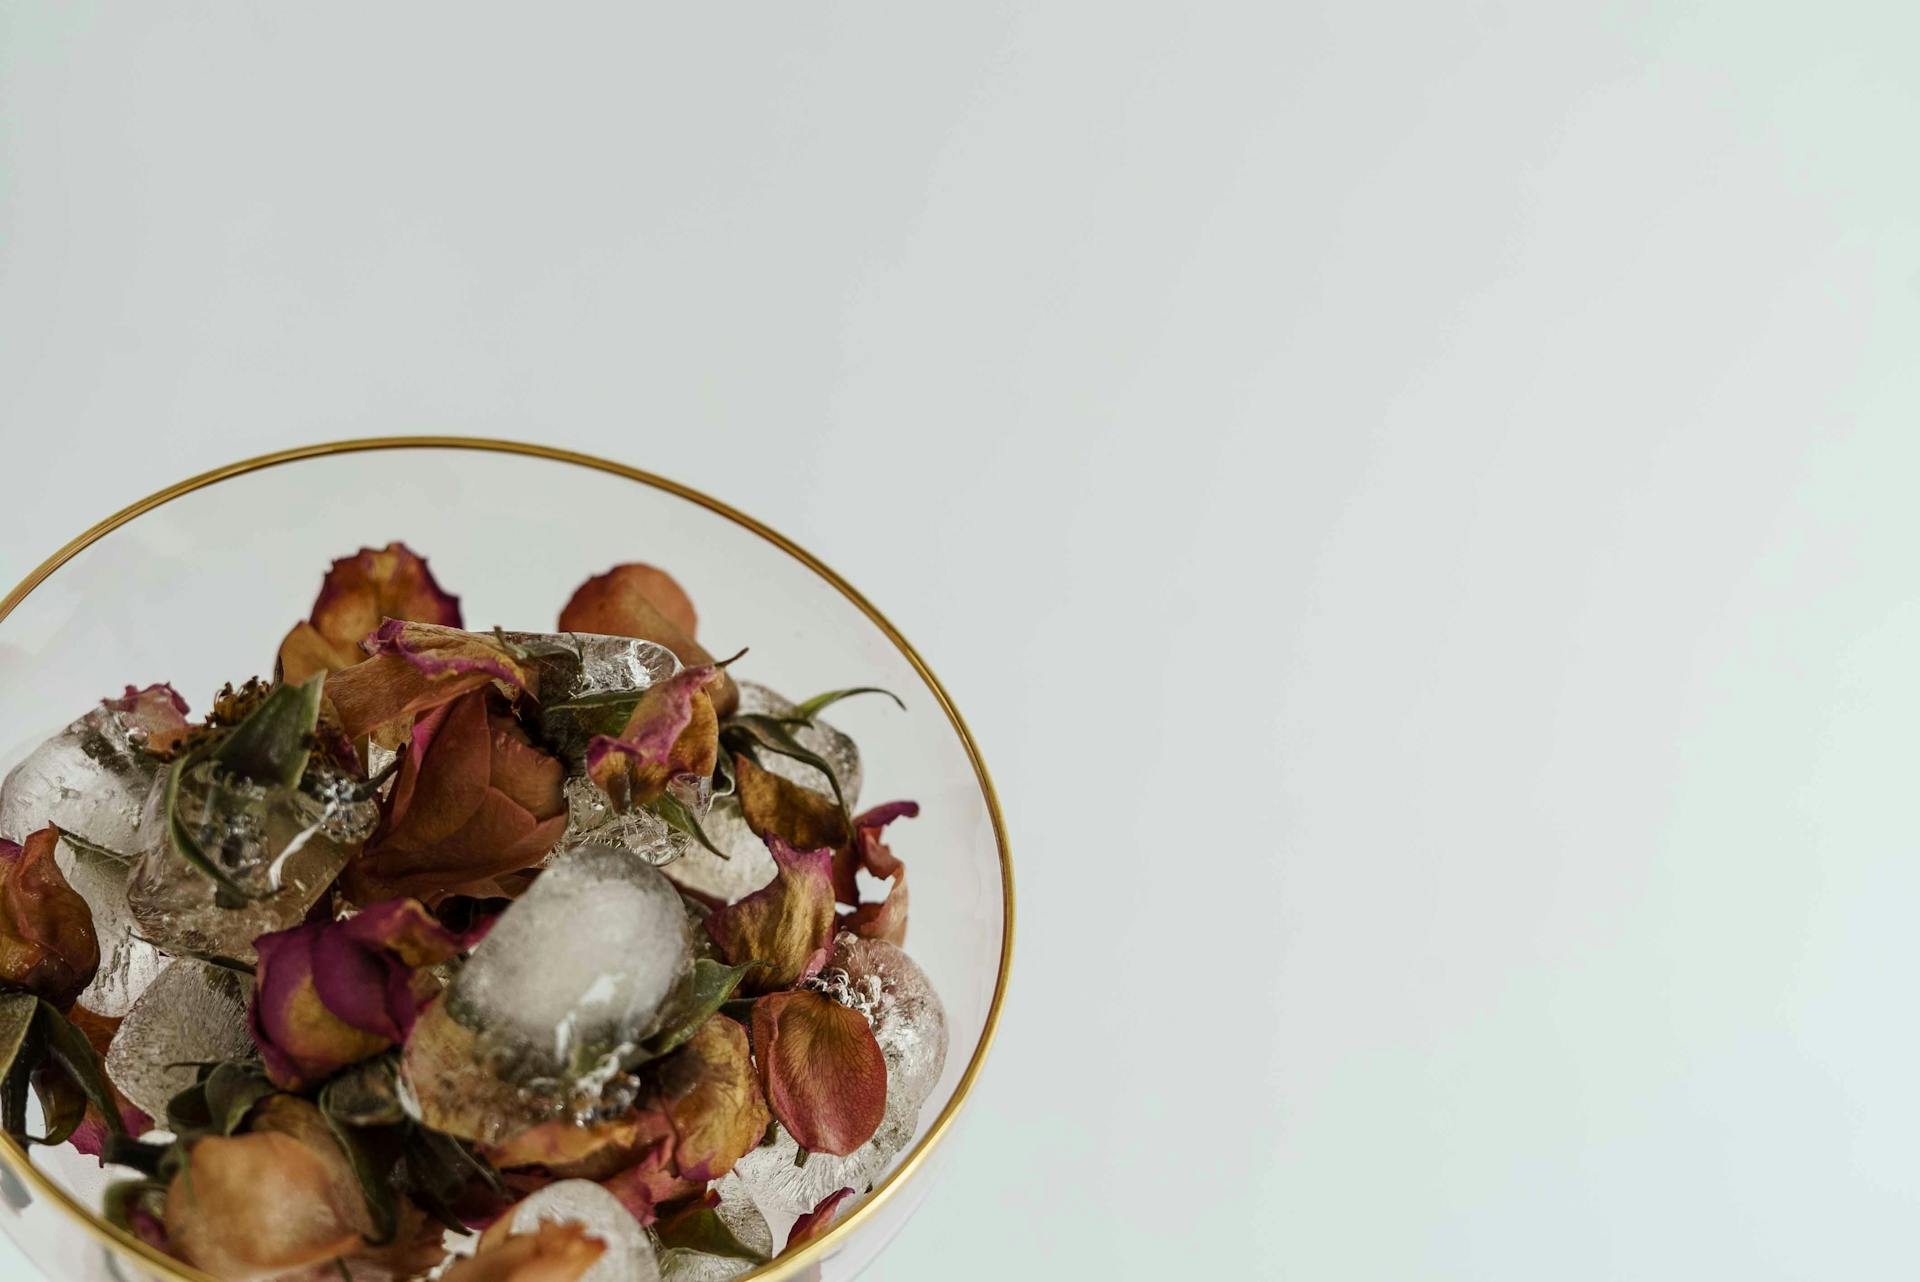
[0,438,1012,1282]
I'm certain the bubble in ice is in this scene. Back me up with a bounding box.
[732,934,948,1216]
[735,682,863,807]
[55,835,168,1018]
[505,1179,661,1282]
[448,846,694,1108]
[125,767,368,963]
[0,702,166,851]
[659,1174,773,1282]
[104,959,255,1123]
[560,776,688,866]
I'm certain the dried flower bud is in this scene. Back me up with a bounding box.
[0,826,99,1008]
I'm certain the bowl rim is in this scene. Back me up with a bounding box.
[0,435,1015,1282]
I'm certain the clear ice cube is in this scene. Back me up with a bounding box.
[124,768,366,963]
[657,797,775,905]
[447,846,694,1108]
[560,777,689,865]
[659,1174,773,1282]
[0,703,166,852]
[503,631,680,701]
[731,934,947,1216]
[55,835,168,1018]
[734,682,863,807]
[505,1179,661,1282]
[104,958,255,1123]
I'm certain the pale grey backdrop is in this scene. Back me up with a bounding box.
[4,4,1919,1279]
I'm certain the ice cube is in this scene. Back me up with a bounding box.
[125,770,365,963]
[0,703,166,852]
[560,777,689,865]
[503,632,680,701]
[659,1174,773,1282]
[656,797,776,905]
[447,846,694,1108]
[104,959,255,1123]
[731,934,947,1216]
[55,836,168,1018]
[505,1179,661,1282]
[735,682,863,807]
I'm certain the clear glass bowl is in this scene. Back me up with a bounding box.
[0,438,1012,1282]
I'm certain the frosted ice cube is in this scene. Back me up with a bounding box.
[659,1174,773,1282]
[125,771,364,963]
[731,934,947,1216]
[55,836,168,1018]
[0,704,166,852]
[560,777,688,865]
[506,1179,660,1282]
[448,846,694,1105]
[735,682,863,807]
[104,959,255,1123]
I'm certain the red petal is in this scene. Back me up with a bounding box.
[751,990,887,1157]
[785,1187,856,1252]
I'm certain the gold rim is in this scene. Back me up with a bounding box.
[0,436,1014,1282]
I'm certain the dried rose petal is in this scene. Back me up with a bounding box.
[345,691,567,904]
[64,1006,151,1160]
[751,989,887,1157]
[704,837,836,994]
[324,621,535,741]
[279,544,463,684]
[597,1144,698,1227]
[559,565,737,718]
[659,1015,770,1182]
[785,1187,856,1252]
[249,899,461,1090]
[165,1096,371,1281]
[585,667,719,808]
[0,826,99,1008]
[838,801,917,946]
[486,1107,675,1182]
[443,1220,606,1282]
[733,754,849,872]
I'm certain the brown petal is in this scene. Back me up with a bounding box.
[704,838,837,993]
[444,1220,605,1282]
[325,622,534,741]
[751,990,888,1157]
[485,1107,675,1182]
[559,566,736,718]
[733,755,849,888]
[279,544,462,684]
[660,1016,770,1182]
[0,826,99,1008]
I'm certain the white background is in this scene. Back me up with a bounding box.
[4,5,1919,1278]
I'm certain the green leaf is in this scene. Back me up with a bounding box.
[0,993,37,1084]
[214,674,325,788]
[723,715,853,827]
[164,742,259,904]
[0,995,36,1144]
[643,958,766,1059]
[204,1061,275,1136]
[100,1135,167,1177]
[783,686,905,723]
[649,791,730,860]
[319,1105,398,1246]
[657,1205,772,1263]
[34,999,124,1137]
[30,1070,87,1146]
[164,1078,213,1136]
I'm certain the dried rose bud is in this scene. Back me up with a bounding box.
[559,564,737,717]
[325,620,535,742]
[164,1096,372,1281]
[0,826,99,1008]
[444,1219,606,1282]
[786,1187,856,1251]
[344,691,567,904]
[279,543,462,684]
[658,1015,771,1182]
[704,837,837,994]
[585,666,720,809]
[249,899,461,1090]
[751,989,888,1157]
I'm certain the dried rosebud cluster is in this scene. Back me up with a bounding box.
[0,542,941,1282]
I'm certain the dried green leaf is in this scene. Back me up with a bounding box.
[320,1109,398,1246]
[649,791,730,860]
[723,715,851,825]
[643,958,765,1059]
[34,999,123,1138]
[783,686,904,723]
[214,673,325,788]
[204,1061,275,1136]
